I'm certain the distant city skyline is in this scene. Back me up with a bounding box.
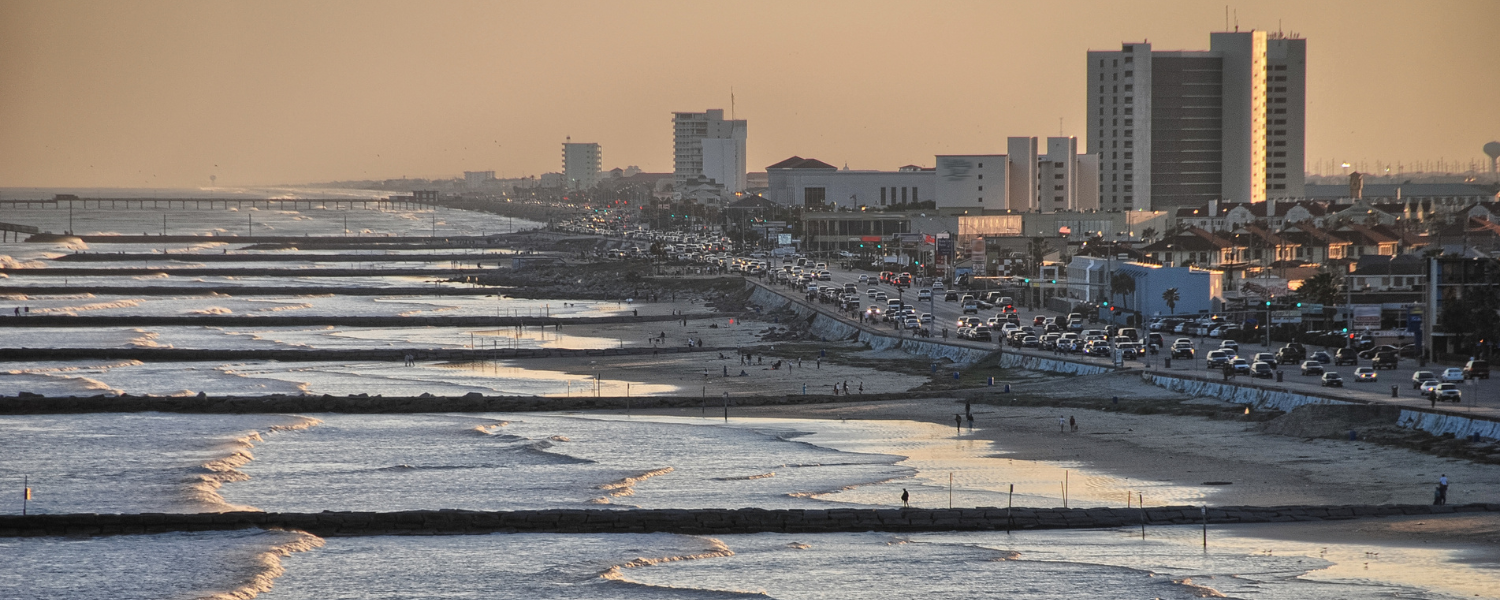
[1,0,1496,188]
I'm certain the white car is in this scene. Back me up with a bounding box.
[1440,368,1465,383]
[1354,367,1378,382]
[920,313,934,324]
[1418,380,1442,396]
[917,289,933,301]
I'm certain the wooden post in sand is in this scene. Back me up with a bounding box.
[1006,484,1014,534]
[1139,493,1146,539]
[1202,506,1208,549]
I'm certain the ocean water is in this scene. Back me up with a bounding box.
[4,412,1490,599]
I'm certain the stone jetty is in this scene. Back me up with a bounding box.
[0,313,714,328]
[4,503,1496,538]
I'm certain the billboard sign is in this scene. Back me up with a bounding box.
[777,233,792,245]
[1351,304,1382,328]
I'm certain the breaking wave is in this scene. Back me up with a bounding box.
[592,467,673,503]
[0,255,46,269]
[189,307,234,315]
[198,530,325,600]
[189,416,323,512]
[33,298,145,315]
[714,472,776,481]
[600,538,764,596]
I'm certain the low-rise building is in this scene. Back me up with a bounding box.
[766,157,935,210]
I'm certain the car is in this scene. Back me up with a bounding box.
[917,289,933,301]
[1464,359,1490,380]
[1033,315,1047,327]
[1311,351,1332,364]
[1205,350,1231,369]
[944,291,960,302]
[1022,335,1039,348]
[920,313,934,324]
[1359,345,1399,360]
[1411,371,1438,389]
[1353,367,1378,382]
[1372,351,1400,370]
[1250,361,1275,379]
[1418,379,1442,396]
[1172,345,1195,359]
[867,289,878,299]
[1334,348,1359,366]
[1431,383,1462,402]
[1321,372,1344,387]
[1229,358,1251,374]
[1439,368,1465,383]
[1219,339,1239,354]
[1253,353,1278,368]
[858,274,870,284]
[1300,361,1324,376]
[962,301,979,314]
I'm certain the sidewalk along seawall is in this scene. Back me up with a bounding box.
[747,283,992,365]
[1144,371,1500,440]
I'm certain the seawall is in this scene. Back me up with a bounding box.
[0,345,725,364]
[4,503,1496,537]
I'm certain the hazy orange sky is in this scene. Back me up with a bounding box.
[2,0,1497,188]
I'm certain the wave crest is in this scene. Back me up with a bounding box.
[198,530,326,600]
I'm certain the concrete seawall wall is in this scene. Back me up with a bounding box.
[5,503,1496,537]
[997,353,1115,375]
[1142,372,1353,412]
[1398,410,1500,440]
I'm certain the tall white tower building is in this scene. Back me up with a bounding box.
[562,141,601,190]
[673,109,747,193]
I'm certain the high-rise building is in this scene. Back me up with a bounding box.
[562,141,601,190]
[673,109,747,194]
[1087,31,1305,212]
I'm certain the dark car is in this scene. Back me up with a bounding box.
[1311,351,1332,364]
[1250,361,1275,379]
[1171,345,1195,359]
[1300,360,1324,376]
[944,291,960,302]
[1372,352,1399,370]
[1359,345,1399,360]
[1334,348,1359,366]
[1464,359,1490,380]
[1321,372,1344,387]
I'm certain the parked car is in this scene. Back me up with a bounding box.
[1310,351,1332,364]
[1334,348,1359,366]
[1463,359,1490,380]
[1440,368,1465,383]
[1353,367,1378,382]
[1321,372,1344,387]
[1431,383,1462,402]
[1411,371,1438,389]
[1300,361,1324,376]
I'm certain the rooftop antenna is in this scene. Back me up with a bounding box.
[1234,9,1239,32]
[731,87,736,121]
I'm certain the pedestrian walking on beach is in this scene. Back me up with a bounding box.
[965,401,971,417]
[858,382,863,394]
[901,488,910,508]
[956,414,963,432]
[1069,416,1077,432]
[1059,416,1066,433]
[967,412,974,430]
[1435,474,1449,505]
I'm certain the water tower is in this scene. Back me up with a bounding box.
[1486,141,1500,181]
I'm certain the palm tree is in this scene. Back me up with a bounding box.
[1110,272,1136,310]
[1161,287,1180,315]
[1140,227,1159,243]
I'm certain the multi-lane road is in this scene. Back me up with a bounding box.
[751,259,1497,418]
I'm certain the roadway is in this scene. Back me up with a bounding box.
[751,259,1497,419]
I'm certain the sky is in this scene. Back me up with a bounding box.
[2,0,1497,188]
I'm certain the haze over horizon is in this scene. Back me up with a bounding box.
[2,0,1496,189]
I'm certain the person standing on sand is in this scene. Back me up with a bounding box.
[1059,416,1066,433]
[901,488,910,508]
[1436,474,1449,505]
[1069,415,1077,432]
[955,414,963,432]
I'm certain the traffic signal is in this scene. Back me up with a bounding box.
[1295,302,1302,307]
[1101,301,1109,307]
[1023,278,1030,283]
[1109,306,1116,312]
[1264,301,1272,307]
